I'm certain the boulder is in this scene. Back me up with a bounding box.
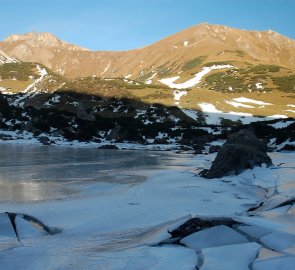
[106,125,128,141]
[38,136,52,145]
[204,129,272,179]
[170,217,237,238]
[280,144,295,152]
[98,144,119,150]
[208,145,221,153]
[154,138,168,144]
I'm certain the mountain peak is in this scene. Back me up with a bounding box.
[4,32,90,52]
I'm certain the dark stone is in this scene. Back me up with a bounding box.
[208,145,221,153]
[98,144,119,150]
[106,125,128,141]
[193,144,204,155]
[154,138,168,144]
[38,136,51,145]
[170,217,238,238]
[280,144,295,151]
[177,145,194,152]
[0,133,13,140]
[91,137,102,143]
[204,129,272,179]
[180,139,193,146]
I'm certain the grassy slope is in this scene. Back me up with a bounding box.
[1,60,295,118]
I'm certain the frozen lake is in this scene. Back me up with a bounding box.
[0,145,294,269]
[0,145,191,202]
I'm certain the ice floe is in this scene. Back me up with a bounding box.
[253,255,295,270]
[260,231,295,254]
[180,225,248,252]
[201,242,261,270]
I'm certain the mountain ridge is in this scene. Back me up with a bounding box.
[4,31,90,51]
[1,23,295,79]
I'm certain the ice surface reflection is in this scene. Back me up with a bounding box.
[0,145,190,202]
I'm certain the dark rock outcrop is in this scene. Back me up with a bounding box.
[204,129,272,179]
[280,144,295,151]
[98,144,119,150]
[1,212,61,242]
[170,217,237,238]
[208,145,221,153]
[38,136,52,145]
[154,138,169,144]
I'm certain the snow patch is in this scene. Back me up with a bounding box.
[11,65,48,107]
[256,82,264,89]
[173,90,187,102]
[145,73,157,84]
[201,243,261,270]
[268,120,295,129]
[159,65,234,89]
[100,63,110,76]
[267,115,288,119]
[233,97,272,106]
[226,100,255,108]
[199,103,222,113]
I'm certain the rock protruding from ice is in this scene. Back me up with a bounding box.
[180,225,248,252]
[0,212,61,242]
[204,129,272,178]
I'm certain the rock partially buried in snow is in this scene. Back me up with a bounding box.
[180,225,248,252]
[203,129,272,178]
[170,217,237,238]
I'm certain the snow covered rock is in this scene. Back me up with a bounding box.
[204,129,272,178]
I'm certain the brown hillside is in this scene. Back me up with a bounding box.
[1,23,295,79]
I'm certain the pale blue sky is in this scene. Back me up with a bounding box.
[1,0,294,51]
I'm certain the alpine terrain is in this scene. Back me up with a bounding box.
[0,23,294,149]
[1,23,295,270]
